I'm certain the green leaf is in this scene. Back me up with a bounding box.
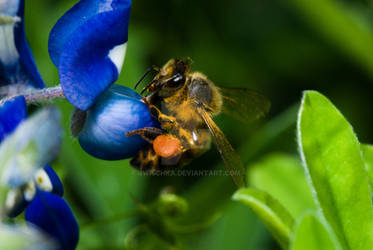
[232,188,294,249]
[297,91,373,250]
[249,153,315,217]
[291,213,341,250]
[181,104,298,225]
[361,144,373,188]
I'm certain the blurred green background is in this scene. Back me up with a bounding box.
[24,0,373,249]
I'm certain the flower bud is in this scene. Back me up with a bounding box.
[156,193,189,218]
[78,84,158,160]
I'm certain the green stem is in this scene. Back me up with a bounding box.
[170,213,221,234]
[81,210,139,230]
[0,85,65,105]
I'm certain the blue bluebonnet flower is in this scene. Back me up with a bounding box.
[5,165,63,218]
[49,0,131,110]
[4,164,79,249]
[78,84,159,160]
[0,99,79,249]
[0,1,79,249]
[0,104,79,249]
[25,190,79,250]
[0,0,44,89]
[0,95,27,218]
[0,95,26,141]
[5,165,63,217]
[48,0,159,160]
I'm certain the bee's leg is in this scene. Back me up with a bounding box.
[142,93,158,105]
[126,127,164,143]
[147,104,179,130]
[142,97,176,124]
[130,145,160,172]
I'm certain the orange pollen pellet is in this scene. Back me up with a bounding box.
[153,134,182,158]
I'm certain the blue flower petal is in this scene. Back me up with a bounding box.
[25,191,79,250]
[43,165,64,196]
[6,165,64,218]
[78,84,158,160]
[48,0,131,110]
[34,165,64,196]
[0,96,26,143]
[0,0,44,88]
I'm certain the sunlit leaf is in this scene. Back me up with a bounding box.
[290,213,341,250]
[249,153,315,217]
[232,188,294,249]
[361,144,373,188]
[297,91,373,250]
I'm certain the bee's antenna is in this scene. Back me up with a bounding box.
[134,65,159,90]
[140,79,157,95]
[185,57,193,66]
[141,72,184,95]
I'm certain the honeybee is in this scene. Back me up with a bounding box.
[127,58,270,187]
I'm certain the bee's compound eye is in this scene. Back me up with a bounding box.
[153,135,182,158]
[167,73,185,88]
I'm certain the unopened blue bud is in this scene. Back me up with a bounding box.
[78,84,158,160]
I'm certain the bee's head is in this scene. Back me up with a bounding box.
[143,58,192,97]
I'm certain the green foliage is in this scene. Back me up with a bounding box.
[17,0,373,249]
[249,153,315,217]
[361,144,373,187]
[235,91,373,250]
[232,188,294,249]
[287,0,373,77]
[124,225,177,250]
[298,91,373,250]
[156,193,189,218]
[290,213,341,250]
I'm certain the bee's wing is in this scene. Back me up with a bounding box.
[199,108,246,187]
[219,87,270,123]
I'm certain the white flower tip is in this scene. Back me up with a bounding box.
[108,42,127,73]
